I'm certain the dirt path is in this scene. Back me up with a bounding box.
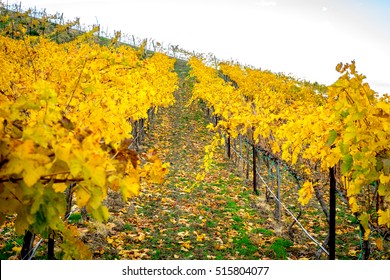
[95,61,287,260]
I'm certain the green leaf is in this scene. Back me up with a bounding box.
[91,205,109,222]
[341,154,353,174]
[325,130,337,146]
[344,126,356,142]
[339,141,350,155]
[340,110,349,118]
[359,212,371,240]
[378,183,390,197]
[382,159,390,175]
[30,185,44,214]
[359,213,369,228]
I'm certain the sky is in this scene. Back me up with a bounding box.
[5,0,390,94]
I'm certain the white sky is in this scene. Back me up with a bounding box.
[6,0,390,94]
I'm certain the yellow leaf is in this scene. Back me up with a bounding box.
[52,183,68,193]
[23,162,45,187]
[92,205,109,222]
[347,176,364,196]
[55,143,72,162]
[1,157,23,175]
[75,186,90,208]
[348,249,358,256]
[291,146,300,165]
[272,142,280,154]
[196,233,206,242]
[137,232,146,242]
[120,175,140,201]
[69,159,82,177]
[91,166,106,187]
[1,140,50,187]
[378,209,390,227]
[214,244,226,250]
[0,182,22,213]
[142,159,169,184]
[12,246,22,253]
[206,123,215,130]
[379,174,390,184]
[180,240,191,249]
[196,172,205,181]
[348,197,359,213]
[298,181,314,205]
[16,139,35,154]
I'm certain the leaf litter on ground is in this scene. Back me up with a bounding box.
[89,66,287,260]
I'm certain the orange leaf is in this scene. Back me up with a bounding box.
[375,237,383,251]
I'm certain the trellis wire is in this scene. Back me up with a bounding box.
[230,143,330,255]
[23,239,43,260]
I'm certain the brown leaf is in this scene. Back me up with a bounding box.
[115,139,139,169]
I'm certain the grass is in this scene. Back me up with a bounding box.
[234,235,258,256]
[0,235,23,260]
[68,213,82,224]
[252,228,274,237]
[268,238,293,259]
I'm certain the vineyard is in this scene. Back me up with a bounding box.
[0,2,389,260]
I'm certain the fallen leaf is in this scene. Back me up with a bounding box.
[376,237,383,250]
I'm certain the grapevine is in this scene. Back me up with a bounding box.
[0,12,178,259]
[188,57,390,256]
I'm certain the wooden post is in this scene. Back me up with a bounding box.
[227,135,231,159]
[276,162,281,222]
[48,234,55,260]
[148,107,154,123]
[258,152,263,189]
[140,118,145,143]
[329,166,336,260]
[253,144,259,195]
[20,230,35,260]
[246,140,250,179]
[265,159,272,201]
[65,182,75,219]
[239,134,243,174]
